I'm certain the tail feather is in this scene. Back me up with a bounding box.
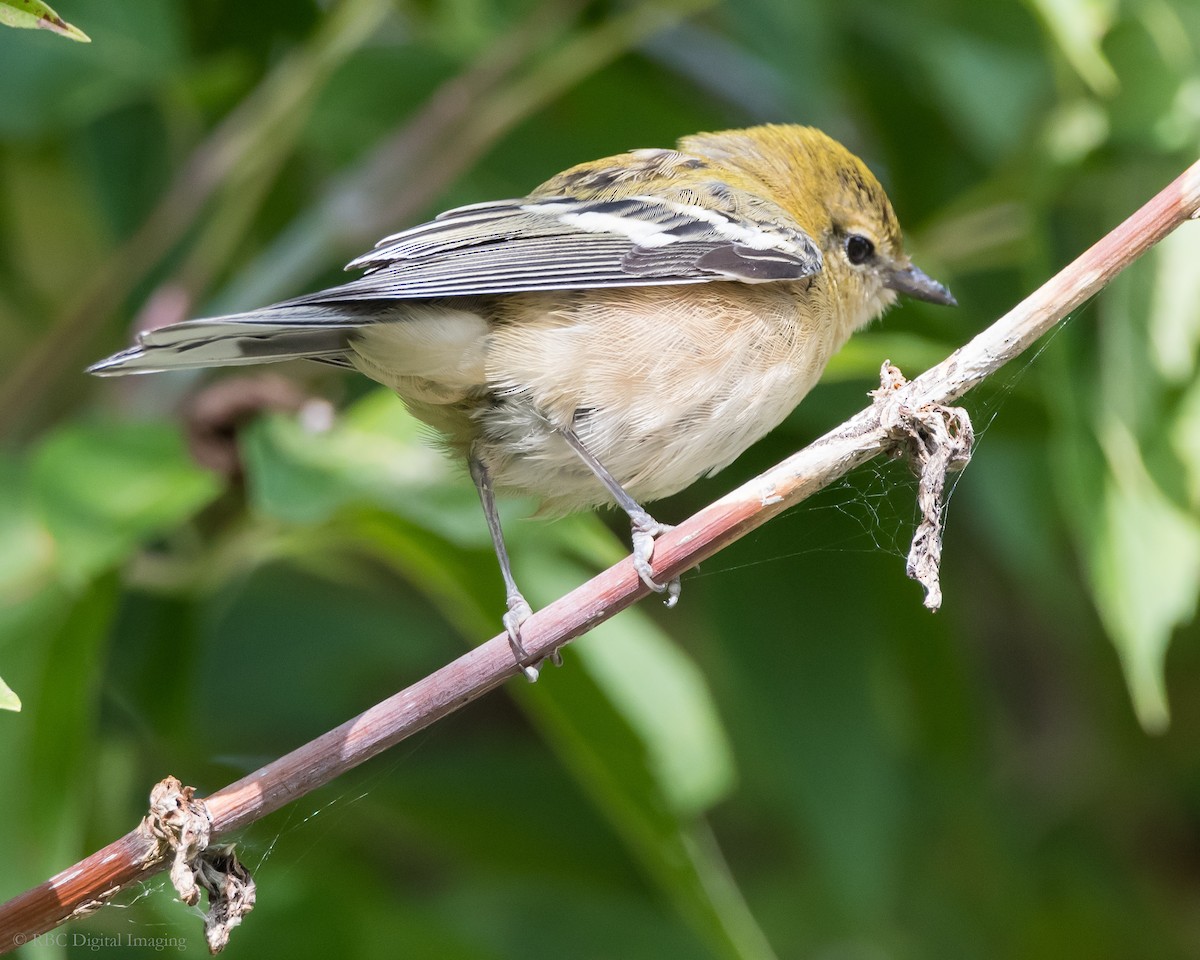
[88,307,364,376]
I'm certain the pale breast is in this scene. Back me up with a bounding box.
[475,281,863,511]
[348,282,870,513]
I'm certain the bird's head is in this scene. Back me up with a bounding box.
[682,124,955,326]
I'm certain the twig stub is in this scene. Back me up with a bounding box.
[873,362,975,611]
[144,777,212,907]
[195,847,256,954]
[142,777,254,954]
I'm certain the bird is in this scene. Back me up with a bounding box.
[89,124,955,681]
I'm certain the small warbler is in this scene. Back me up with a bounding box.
[90,124,955,680]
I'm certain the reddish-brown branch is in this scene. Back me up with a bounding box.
[3,157,1198,954]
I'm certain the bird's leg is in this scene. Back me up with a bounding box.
[468,454,560,681]
[556,425,681,608]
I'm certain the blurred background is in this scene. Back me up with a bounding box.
[2,0,1199,957]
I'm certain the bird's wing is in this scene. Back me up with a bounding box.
[280,182,822,306]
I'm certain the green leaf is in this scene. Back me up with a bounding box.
[242,391,491,543]
[30,420,221,584]
[1091,421,1200,731]
[1054,224,1200,732]
[1176,372,1200,509]
[517,519,736,817]
[23,576,118,845]
[0,576,117,888]
[0,676,19,711]
[0,0,89,41]
[1024,0,1118,94]
[514,533,768,960]
[0,455,56,610]
[1148,221,1200,383]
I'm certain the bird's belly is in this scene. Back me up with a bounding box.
[475,283,852,513]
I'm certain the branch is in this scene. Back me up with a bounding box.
[3,157,1198,954]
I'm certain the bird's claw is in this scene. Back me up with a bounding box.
[631,519,681,608]
[503,596,540,682]
[503,594,561,680]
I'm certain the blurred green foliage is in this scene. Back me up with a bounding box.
[2,0,1199,957]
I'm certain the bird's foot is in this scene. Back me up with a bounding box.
[502,595,539,682]
[631,515,681,608]
[502,594,560,682]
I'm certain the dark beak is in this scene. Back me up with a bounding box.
[885,263,957,307]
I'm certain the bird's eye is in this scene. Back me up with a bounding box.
[845,234,875,265]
